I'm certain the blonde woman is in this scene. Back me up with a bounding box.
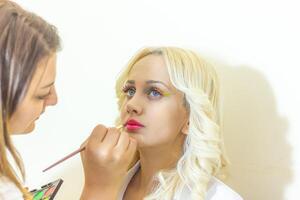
[80,47,243,200]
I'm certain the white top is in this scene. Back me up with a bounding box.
[118,162,243,200]
[0,176,23,200]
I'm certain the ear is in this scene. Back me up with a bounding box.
[181,120,190,135]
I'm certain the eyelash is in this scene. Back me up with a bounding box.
[37,92,51,100]
[37,95,48,100]
[122,85,163,99]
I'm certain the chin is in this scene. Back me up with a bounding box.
[23,123,35,134]
[9,123,35,135]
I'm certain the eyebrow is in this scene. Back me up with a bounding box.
[42,82,54,89]
[126,80,172,91]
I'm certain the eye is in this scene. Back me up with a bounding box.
[122,86,136,98]
[36,90,51,100]
[147,87,162,98]
[36,94,49,100]
[149,90,161,97]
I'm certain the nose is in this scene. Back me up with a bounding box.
[125,95,143,115]
[44,86,58,107]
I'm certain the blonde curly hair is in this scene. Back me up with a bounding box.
[115,47,227,200]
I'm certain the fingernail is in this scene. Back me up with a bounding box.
[116,125,123,130]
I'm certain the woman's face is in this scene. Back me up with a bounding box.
[120,54,189,149]
[9,53,58,134]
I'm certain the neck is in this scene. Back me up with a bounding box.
[135,135,185,192]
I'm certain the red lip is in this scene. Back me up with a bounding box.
[125,119,144,131]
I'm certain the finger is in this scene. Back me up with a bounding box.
[126,138,137,158]
[125,138,138,167]
[115,131,130,152]
[116,124,124,130]
[80,137,89,149]
[80,137,89,161]
[88,124,108,147]
[102,127,121,147]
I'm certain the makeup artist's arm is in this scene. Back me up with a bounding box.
[80,125,137,200]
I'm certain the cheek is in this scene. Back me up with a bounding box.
[11,100,44,133]
[148,104,183,137]
[23,103,44,130]
[120,104,127,121]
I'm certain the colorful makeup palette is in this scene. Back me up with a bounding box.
[30,179,63,200]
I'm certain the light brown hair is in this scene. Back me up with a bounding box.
[0,0,60,198]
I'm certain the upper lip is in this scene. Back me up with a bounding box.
[125,119,144,127]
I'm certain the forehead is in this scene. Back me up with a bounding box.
[128,54,171,84]
[36,54,57,85]
[27,53,56,94]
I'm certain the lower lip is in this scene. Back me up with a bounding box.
[126,124,143,131]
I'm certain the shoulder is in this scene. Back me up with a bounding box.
[206,177,243,200]
[178,177,243,200]
[0,176,24,200]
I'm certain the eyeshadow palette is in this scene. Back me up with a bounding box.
[30,179,63,200]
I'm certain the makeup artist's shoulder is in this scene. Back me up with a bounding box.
[179,177,243,200]
[0,176,24,200]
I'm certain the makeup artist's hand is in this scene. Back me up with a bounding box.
[80,124,137,200]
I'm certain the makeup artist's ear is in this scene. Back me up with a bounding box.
[181,120,189,135]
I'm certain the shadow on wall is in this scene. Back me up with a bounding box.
[213,62,292,200]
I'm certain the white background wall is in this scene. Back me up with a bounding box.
[12,0,300,199]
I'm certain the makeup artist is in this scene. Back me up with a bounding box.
[0,1,136,199]
[0,0,61,199]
